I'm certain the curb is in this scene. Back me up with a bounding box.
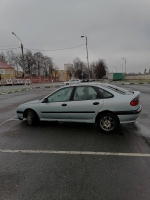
[0,87,34,95]
[0,85,61,95]
[122,82,150,85]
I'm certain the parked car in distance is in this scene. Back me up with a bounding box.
[81,79,95,82]
[64,79,81,85]
[17,83,142,133]
[81,79,89,82]
[25,79,31,85]
[2,78,13,86]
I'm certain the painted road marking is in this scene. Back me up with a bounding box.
[0,149,150,157]
[0,115,18,126]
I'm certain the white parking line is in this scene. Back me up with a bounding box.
[0,115,18,126]
[0,149,150,157]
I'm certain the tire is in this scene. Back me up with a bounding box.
[97,112,118,133]
[66,83,69,85]
[27,110,38,126]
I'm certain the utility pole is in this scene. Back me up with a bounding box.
[12,32,26,85]
[122,58,126,74]
[81,36,90,80]
[21,43,25,80]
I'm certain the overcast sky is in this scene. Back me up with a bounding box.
[0,0,150,73]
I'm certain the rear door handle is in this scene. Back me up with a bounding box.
[62,104,67,106]
[93,102,99,105]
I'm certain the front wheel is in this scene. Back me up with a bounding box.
[97,112,118,133]
[27,110,38,126]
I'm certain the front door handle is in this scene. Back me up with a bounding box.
[62,103,67,106]
[93,102,99,105]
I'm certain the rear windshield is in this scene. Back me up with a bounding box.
[98,84,134,95]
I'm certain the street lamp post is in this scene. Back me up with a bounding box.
[122,58,126,74]
[81,36,90,80]
[120,64,123,73]
[12,32,26,85]
[114,67,117,72]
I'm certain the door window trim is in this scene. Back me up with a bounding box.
[71,85,103,101]
[46,86,74,103]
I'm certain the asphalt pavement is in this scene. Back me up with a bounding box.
[0,82,63,95]
[0,84,150,200]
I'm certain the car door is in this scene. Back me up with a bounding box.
[39,87,73,120]
[69,86,104,120]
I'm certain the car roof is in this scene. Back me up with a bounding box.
[62,82,134,95]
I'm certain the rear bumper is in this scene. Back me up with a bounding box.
[116,105,142,124]
[115,105,142,115]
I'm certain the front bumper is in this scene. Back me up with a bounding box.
[17,110,24,120]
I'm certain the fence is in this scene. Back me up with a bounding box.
[17,76,59,84]
[125,74,150,80]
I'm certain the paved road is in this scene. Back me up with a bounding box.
[0,84,150,200]
[0,82,64,94]
[116,83,150,139]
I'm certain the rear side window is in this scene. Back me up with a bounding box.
[74,86,98,101]
[98,88,114,98]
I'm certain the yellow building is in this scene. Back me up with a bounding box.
[58,70,70,81]
[0,62,15,79]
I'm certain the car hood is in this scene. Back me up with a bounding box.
[23,99,41,105]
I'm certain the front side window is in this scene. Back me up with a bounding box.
[73,86,98,101]
[47,87,73,102]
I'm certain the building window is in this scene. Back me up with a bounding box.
[6,70,13,74]
[0,69,4,74]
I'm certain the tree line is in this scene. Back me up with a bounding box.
[68,57,108,79]
[0,51,108,79]
[0,50,57,77]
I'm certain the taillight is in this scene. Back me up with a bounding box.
[130,96,139,106]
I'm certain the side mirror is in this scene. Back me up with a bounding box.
[42,98,47,103]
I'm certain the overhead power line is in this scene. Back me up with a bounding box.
[0,44,19,48]
[88,37,119,61]
[0,38,83,47]
[0,47,20,51]
[23,37,83,46]
[88,45,101,59]
[24,44,85,52]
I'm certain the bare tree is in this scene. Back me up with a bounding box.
[53,65,59,78]
[24,51,35,76]
[73,57,87,79]
[6,50,23,77]
[67,65,74,79]
[34,52,45,76]
[0,52,7,63]
[5,50,56,78]
[44,56,54,78]
[90,62,97,79]
[93,59,108,79]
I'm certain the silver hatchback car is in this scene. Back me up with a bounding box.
[17,83,142,133]
[64,79,81,85]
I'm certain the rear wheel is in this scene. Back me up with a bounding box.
[27,110,38,126]
[97,112,118,133]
